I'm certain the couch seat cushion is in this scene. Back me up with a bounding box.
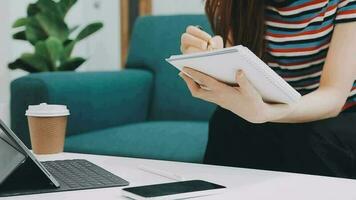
[65,121,208,163]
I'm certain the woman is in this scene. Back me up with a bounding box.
[179,0,356,179]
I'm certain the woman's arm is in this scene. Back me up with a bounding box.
[267,22,356,123]
[180,22,356,124]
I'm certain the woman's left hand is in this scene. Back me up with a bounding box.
[180,67,271,123]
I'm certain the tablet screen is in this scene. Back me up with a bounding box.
[0,129,26,185]
[0,120,60,188]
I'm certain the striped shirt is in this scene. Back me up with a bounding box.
[265,0,356,111]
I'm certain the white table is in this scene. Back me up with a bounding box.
[3,152,356,200]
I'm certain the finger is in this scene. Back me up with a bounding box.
[180,73,218,102]
[183,46,204,54]
[209,35,224,50]
[182,67,225,90]
[186,25,212,42]
[181,33,208,50]
[179,73,212,98]
[180,71,207,88]
[179,72,200,92]
[233,86,241,92]
[235,70,254,92]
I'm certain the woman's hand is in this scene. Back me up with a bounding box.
[179,67,272,123]
[180,26,224,54]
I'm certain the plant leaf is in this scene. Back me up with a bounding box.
[20,53,49,72]
[76,22,103,41]
[58,0,77,18]
[12,18,28,28]
[58,57,85,71]
[27,3,40,16]
[25,17,48,45]
[35,12,69,42]
[37,0,62,18]
[45,37,63,68]
[34,41,52,69]
[34,38,63,71]
[8,59,40,73]
[61,40,76,61]
[13,31,27,40]
[69,25,79,33]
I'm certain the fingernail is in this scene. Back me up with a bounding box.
[237,71,244,79]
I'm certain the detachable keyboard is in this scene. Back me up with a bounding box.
[41,159,129,191]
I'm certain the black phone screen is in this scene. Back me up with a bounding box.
[123,180,225,198]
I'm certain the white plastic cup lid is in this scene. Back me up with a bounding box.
[25,103,70,117]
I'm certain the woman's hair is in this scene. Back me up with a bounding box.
[205,0,267,59]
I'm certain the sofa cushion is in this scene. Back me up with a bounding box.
[64,121,208,163]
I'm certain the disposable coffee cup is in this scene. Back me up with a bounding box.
[25,103,70,154]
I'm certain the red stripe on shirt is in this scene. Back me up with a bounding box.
[267,24,333,38]
[275,0,328,12]
[281,71,320,78]
[337,9,356,16]
[342,102,356,111]
[267,4,337,24]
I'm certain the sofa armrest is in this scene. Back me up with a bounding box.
[11,69,153,148]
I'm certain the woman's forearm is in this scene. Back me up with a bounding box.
[266,87,347,123]
[267,22,356,124]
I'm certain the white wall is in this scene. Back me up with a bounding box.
[152,0,205,15]
[0,0,11,124]
[69,0,121,71]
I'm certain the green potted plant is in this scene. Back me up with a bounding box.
[8,0,103,73]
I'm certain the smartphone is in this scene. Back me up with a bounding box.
[121,180,226,200]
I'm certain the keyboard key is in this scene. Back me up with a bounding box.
[41,159,128,190]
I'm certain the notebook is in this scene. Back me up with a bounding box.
[166,45,301,104]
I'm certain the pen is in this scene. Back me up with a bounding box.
[138,166,185,181]
[195,25,204,30]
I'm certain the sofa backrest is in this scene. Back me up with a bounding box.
[126,15,216,121]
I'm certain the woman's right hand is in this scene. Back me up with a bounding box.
[180,25,224,54]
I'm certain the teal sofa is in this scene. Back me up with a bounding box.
[11,15,216,163]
